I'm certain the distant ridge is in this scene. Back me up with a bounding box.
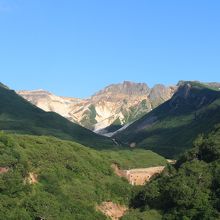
[18,81,176,133]
[114,81,220,157]
[0,82,9,89]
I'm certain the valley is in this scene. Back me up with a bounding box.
[1,0,220,218]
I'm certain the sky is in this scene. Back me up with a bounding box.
[0,0,220,98]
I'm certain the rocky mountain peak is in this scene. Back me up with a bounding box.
[148,84,177,108]
[174,82,192,99]
[17,81,176,133]
[18,90,54,105]
[19,89,52,96]
[170,81,220,111]
[93,81,150,98]
[174,81,214,99]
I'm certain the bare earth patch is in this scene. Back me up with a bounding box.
[97,201,127,220]
[27,172,38,184]
[167,159,177,164]
[0,167,9,174]
[112,164,165,185]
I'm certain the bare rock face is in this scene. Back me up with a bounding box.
[149,84,176,108]
[18,90,83,123]
[96,201,127,220]
[93,81,150,98]
[17,81,176,133]
[111,163,165,186]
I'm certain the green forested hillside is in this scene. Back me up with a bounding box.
[0,132,166,220]
[115,82,220,158]
[124,124,220,219]
[0,84,114,149]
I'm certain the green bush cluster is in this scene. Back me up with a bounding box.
[127,125,220,219]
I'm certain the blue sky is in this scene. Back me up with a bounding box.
[0,0,219,98]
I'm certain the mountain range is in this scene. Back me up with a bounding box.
[1,80,220,219]
[18,81,176,134]
[11,80,220,158]
[115,81,220,157]
[16,80,220,158]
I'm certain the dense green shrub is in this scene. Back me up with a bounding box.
[0,133,165,219]
[128,125,220,219]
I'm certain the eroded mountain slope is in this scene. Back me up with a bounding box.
[18,81,176,132]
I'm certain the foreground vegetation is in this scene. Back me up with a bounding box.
[0,132,165,220]
[125,124,220,219]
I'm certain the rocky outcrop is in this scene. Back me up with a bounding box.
[17,81,176,133]
[93,81,150,98]
[111,164,165,186]
[149,84,176,108]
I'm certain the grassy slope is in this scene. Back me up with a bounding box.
[115,82,220,158]
[103,149,166,169]
[0,84,114,149]
[0,133,166,220]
